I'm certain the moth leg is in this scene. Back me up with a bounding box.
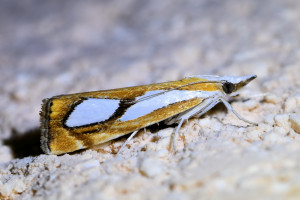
[220,98,258,126]
[116,130,139,156]
[172,118,185,152]
[194,98,220,118]
[171,98,219,152]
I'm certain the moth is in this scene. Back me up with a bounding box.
[40,75,257,155]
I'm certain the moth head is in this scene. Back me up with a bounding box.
[189,74,257,94]
[219,74,257,94]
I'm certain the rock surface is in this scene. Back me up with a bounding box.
[1,0,300,199]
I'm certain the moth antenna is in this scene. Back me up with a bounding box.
[133,80,221,103]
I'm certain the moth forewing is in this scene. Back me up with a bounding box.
[40,75,257,155]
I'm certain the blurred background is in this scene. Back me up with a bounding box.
[0,0,299,152]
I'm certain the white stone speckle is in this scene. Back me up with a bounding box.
[139,158,164,178]
[289,114,300,134]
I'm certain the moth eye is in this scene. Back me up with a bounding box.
[222,82,235,94]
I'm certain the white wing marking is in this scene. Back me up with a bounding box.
[119,90,217,122]
[66,98,120,127]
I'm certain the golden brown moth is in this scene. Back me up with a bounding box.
[40,75,257,155]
